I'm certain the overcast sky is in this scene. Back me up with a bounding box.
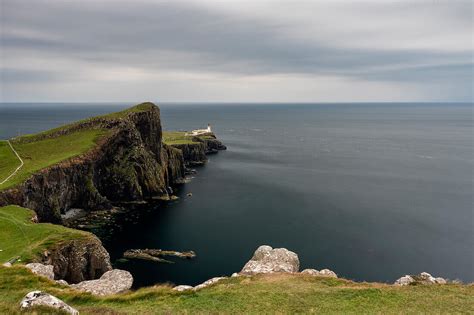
[1,0,472,102]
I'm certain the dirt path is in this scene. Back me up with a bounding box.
[0,140,24,185]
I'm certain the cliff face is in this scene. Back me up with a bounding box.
[42,236,112,283]
[0,103,186,223]
[171,135,227,166]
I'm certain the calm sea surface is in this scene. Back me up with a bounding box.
[0,103,473,286]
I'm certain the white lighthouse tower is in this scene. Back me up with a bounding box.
[207,123,212,133]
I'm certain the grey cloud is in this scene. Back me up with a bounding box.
[0,0,472,101]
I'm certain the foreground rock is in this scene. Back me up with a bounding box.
[394,272,447,286]
[301,268,338,278]
[20,291,78,315]
[25,263,54,280]
[240,245,300,274]
[173,277,227,292]
[72,269,133,295]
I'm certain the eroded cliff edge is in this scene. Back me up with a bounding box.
[0,102,225,223]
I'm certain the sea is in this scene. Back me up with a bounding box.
[0,102,472,287]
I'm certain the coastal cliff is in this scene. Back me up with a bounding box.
[0,103,224,223]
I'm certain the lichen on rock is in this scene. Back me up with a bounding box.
[240,245,300,275]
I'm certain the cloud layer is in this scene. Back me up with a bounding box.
[1,0,472,102]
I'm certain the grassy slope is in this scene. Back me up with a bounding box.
[0,206,91,264]
[0,141,20,184]
[162,131,199,145]
[0,268,472,314]
[0,129,108,191]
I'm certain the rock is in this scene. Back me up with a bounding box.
[301,269,320,275]
[194,277,227,290]
[231,272,240,277]
[56,279,69,286]
[394,275,415,286]
[20,291,78,315]
[25,263,55,280]
[173,285,193,292]
[319,269,338,278]
[72,269,133,296]
[435,277,447,284]
[45,237,112,283]
[240,245,299,275]
[394,272,447,286]
[2,262,12,267]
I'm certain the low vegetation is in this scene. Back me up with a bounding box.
[0,129,108,190]
[0,141,20,184]
[162,131,199,145]
[0,267,473,314]
[0,206,91,264]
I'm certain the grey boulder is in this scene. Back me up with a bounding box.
[25,263,55,280]
[240,245,300,274]
[72,269,133,296]
[20,291,78,314]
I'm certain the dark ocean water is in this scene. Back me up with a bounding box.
[0,102,473,286]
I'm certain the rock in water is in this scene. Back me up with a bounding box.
[72,269,133,296]
[25,263,55,280]
[240,245,299,274]
[20,291,78,314]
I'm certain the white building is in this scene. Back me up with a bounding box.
[186,124,212,136]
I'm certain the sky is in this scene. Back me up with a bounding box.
[0,0,473,103]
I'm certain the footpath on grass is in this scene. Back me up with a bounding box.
[0,140,24,185]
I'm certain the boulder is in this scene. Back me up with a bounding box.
[72,269,133,296]
[20,291,78,315]
[194,277,227,290]
[301,269,320,275]
[25,263,55,280]
[173,285,193,292]
[319,269,337,278]
[394,272,447,286]
[240,245,299,275]
[394,275,414,286]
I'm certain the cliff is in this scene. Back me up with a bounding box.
[0,103,224,223]
[0,205,111,283]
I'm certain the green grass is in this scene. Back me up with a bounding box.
[162,131,199,145]
[0,141,21,184]
[0,129,108,190]
[0,268,472,314]
[0,206,91,264]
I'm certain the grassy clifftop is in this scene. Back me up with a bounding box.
[0,267,472,314]
[0,206,91,264]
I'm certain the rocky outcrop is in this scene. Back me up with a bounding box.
[394,272,447,286]
[0,103,187,223]
[42,236,112,283]
[25,263,55,280]
[20,291,78,314]
[240,245,300,275]
[0,103,226,223]
[170,134,227,166]
[71,269,133,295]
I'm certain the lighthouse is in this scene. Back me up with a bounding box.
[207,124,212,133]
